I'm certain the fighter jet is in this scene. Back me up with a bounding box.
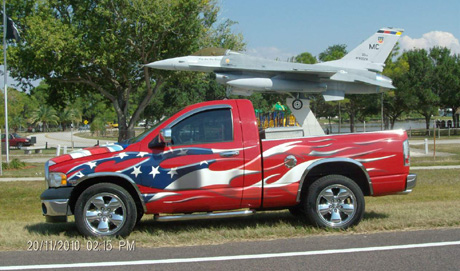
[146,27,403,108]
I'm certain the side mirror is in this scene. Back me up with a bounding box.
[148,128,172,149]
[158,128,172,144]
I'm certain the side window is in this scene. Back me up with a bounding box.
[171,109,233,146]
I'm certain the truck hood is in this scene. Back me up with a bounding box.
[49,144,124,164]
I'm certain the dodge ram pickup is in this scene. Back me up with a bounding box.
[41,99,416,237]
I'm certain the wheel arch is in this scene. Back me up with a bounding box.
[68,173,146,215]
[296,158,373,202]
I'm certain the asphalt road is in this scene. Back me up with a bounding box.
[1,228,459,271]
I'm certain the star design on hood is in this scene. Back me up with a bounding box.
[85,161,97,169]
[118,152,129,159]
[149,166,160,179]
[137,152,149,158]
[131,166,142,178]
[167,168,178,178]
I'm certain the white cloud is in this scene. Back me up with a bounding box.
[245,47,295,61]
[400,31,460,54]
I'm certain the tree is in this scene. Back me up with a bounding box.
[404,49,439,131]
[10,0,238,141]
[57,106,82,131]
[29,105,59,132]
[0,87,30,132]
[382,47,412,129]
[319,44,347,62]
[295,52,317,64]
[430,47,460,128]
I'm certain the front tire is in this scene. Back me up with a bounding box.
[303,175,364,229]
[74,183,137,237]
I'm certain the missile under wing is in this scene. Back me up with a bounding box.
[146,27,404,102]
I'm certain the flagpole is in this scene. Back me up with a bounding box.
[3,0,9,163]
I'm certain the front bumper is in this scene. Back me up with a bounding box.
[398,173,417,194]
[40,187,74,223]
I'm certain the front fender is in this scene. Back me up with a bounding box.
[72,172,147,213]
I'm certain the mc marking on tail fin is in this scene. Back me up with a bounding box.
[339,27,404,71]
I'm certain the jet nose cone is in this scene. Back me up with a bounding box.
[145,59,177,70]
[145,56,191,71]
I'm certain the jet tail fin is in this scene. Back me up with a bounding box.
[325,27,404,72]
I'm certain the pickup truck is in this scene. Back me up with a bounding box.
[41,99,416,237]
[1,133,33,148]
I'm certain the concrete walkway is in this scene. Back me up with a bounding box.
[410,165,460,170]
[0,177,43,182]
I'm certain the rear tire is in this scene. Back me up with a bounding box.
[74,183,137,237]
[303,175,364,229]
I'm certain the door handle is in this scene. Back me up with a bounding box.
[220,151,239,157]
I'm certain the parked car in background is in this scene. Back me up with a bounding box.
[1,133,33,149]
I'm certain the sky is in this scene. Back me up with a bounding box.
[217,0,460,60]
[1,0,459,88]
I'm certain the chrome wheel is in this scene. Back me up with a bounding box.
[83,193,127,236]
[316,184,356,227]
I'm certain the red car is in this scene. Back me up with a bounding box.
[1,133,33,148]
[41,99,416,237]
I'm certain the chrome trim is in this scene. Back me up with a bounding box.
[167,104,232,128]
[44,160,51,182]
[284,155,297,168]
[154,210,254,222]
[220,150,240,157]
[75,172,147,213]
[159,128,172,144]
[42,199,72,216]
[398,173,417,194]
[296,158,372,202]
[406,173,417,189]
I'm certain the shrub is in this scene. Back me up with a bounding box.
[2,158,26,170]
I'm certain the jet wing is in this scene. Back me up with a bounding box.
[217,54,338,78]
[355,76,395,89]
[330,71,395,89]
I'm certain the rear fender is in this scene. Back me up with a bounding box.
[296,158,372,202]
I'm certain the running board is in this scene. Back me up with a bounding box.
[154,210,254,222]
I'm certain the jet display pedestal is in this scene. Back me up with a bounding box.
[286,98,325,136]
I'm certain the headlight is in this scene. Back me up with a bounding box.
[47,172,67,188]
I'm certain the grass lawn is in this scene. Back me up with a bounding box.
[411,143,460,166]
[0,169,459,251]
[0,163,45,178]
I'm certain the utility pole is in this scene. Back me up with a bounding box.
[3,0,10,162]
